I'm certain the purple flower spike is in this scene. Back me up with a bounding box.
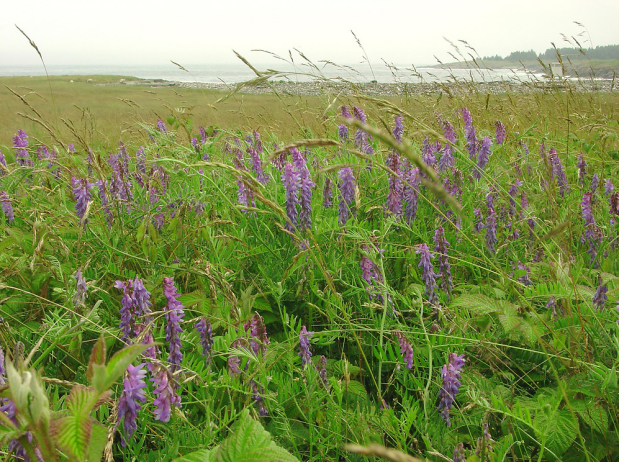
[282,162,300,232]
[549,150,569,197]
[162,277,185,371]
[440,118,457,144]
[485,209,498,253]
[195,317,213,362]
[590,173,600,193]
[73,269,88,307]
[341,105,352,119]
[316,355,328,386]
[251,380,269,417]
[473,208,483,233]
[610,192,619,224]
[393,332,413,369]
[114,280,135,342]
[338,167,356,226]
[437,352,465,427]
[462,108,477,160]
[438,145,454,171]
[13,130,32,167]
[508,179,524,215]
[392,116,404,143]
[495,121,506,145]
[244,313,270,357]
[415,243,438,305]
[403,168,419,224]
[1,191,14,223]
[581,192,595,226]
[453,443,466,462]
[298,325,314,367]
[150,365,181,422]
[338,124,349,141]
[156,119,167,134]
[323,178,333,208]
[473,136,492,179]
[593,282,608,312]
[433,226,453,300]
[72,178,94,223]
[603,178,614,196]
[385,152,402,217]
[577,155,587,185]
[117,363,148,446]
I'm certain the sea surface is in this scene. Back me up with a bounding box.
[0,63,543,84]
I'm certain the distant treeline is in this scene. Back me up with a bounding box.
[483,44,619,62]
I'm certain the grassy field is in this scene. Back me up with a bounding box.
[0,73,618,461]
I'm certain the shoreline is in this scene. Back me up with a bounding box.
[113,77,618,96]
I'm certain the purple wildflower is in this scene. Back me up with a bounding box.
[415,243,438,305]
[453,443,466,462]
[593,282,608,312]
[590,173,600,193]
[393,332,413,369]
[495,120,506,145]
[403,168,420,224]
[150,365,181,422]
[156,119,167,134]
[385,152,402,217]
[316,355,328,386]
[195,317,213,361]
[549,150,569,197]
[282,162,300,232]
[12,130,31,166]
[440,118,457,143]
[516,262,532,286]
[485,209,498,253]
[72,178,93,223]
[244,313,270,357]
[392,116,404,143]
[199,126,207,144]
[117,363,148,446]
[0,151,6,173]
[604,178,614,196]
[73,269,88,307]
[581,192,595,226]
[473,208,483,233]
[610,192,619,224]
[438,145,454,171]
[249,146,269,185]
[1,192,14,223]
[508,179,524,215]
[250,380,269,417]
[115,280,135,342]
[299,326,314,367]
[338,124,348,141]
[338,167,356,226]
[475,424,495,456]
[433,226,453,300]
[291,149,315,229]
[462,108,477,160]
[473,136,492,180]
[96,180,113,228]
[360,242,386,303]
[437,352,465,427]
[422,137,437,168]
[577,155,587,185]
[162,277,185,372]
[323,178,333,208]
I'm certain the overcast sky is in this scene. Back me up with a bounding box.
[1,0,618,68]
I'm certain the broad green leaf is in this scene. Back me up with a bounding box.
[451,294,504,315]
[541,409,578,459]
[87,335,106,383]
[497,306,521,334]
[103,343,151,391]
[572,400,609,433]
[86,422,107,462]
[173,449,214,462]
[178,291,207,308]
[50,415,92,461]
[345,380,367,397]
[216,409,299,462]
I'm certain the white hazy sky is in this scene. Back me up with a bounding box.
[1,0,618,68]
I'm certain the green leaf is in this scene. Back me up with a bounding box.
[178,291,207,308]
[86,422,107,462]
[451,294,504,315]
[497,305,522,334]
[173,449,214,462]
[345,380,367,397]
[102,343,150,392]
[572,400,609,433]
[216,409,299,462]
[87,335,106,383]
[50,415,92,461]
[541,409,578,459]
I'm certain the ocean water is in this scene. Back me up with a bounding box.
[0,62,542,84]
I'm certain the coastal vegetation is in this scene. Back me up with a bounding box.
[0,63,618,462]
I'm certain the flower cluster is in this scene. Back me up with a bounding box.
[194,317,213,363]
[162,277,185,372]
[437,353,465,426]
[117,363,148,445]
[150,365,181,422]
[1,191,14,223]
[72,177,94,223]
[12,129,31,166]
[299,326,314,367]
[433,226,453,300]
[338,167,356,226]
[393,332,413,369]
[593,282,608,312]
[244,313,270,357]
[73,269,88,307]
[495,120,506,145]
[415,243,438,305]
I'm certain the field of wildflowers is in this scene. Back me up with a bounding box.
[0,69,618,462]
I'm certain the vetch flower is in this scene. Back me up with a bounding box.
[462,108,477,160]
[250,380,268,417]
[403,168,420,224]
[12,130,31,166]
[421,137,437,168]
[1,192,14,223]
[604,178,614,196]
[590,173,600,193]
[72,177,94,223]
[73,269,88,307]
[549,149,569,197]
[438,145,454,171]
[577,154,587,185]
[473,136,492,179]
[495,120,506,145]
[485,209,498,253]
[393,332,413,369]
[244,313,270,357]
[473,208,483,233]
[508,179,524,215]
[150,365,181,422]
[315,355,328,386]
[282,162,300,232]
[437,352,465,427]
[114,280,135,342]
[453,443,466,462]
[194,317,213,362]
[415,243,438,305]
[298,326,314,367]
[338,167,356,226]
[385,152,402,217]
[433,226,453,300]
[156,119,167,134]
[593,282,608,312]
[392,116,403,143]
[323,178,333,208]
[117,363,148,446]
[162,277,185,372]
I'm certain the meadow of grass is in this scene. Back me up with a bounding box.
[0,69,618,462]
